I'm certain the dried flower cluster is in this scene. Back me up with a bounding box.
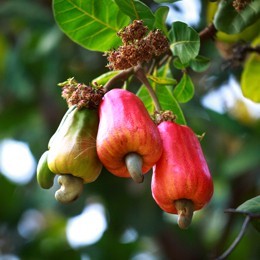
[59,78,104,109]
[152,110,176,125]
[232,0,251,12]
[107,20,169,70]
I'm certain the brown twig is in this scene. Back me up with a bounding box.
[102,63,162,113]
[223,44,260,69]
[134,64,162,112]
[199,23,217,41]
[103,67,134,92]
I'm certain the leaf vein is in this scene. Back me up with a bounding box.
[66,0,119,32]
[130,0,140,19]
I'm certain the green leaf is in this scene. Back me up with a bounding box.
[154,6,169,35]
[137,61,186,124]
[155,61,186,125]
[91,71,121,86]
[241,53,260,102]
[137,85,186,125]
[190,55,211,72]
[157,59,174,78]
[173,57,187,70]
[237,196,260,214]
[214,0,260,34]
[156,60,178,86]
[241,36,260,102]
[114,0,155,29]
[53,0,130,52]
[147,75,177,85]
[136,85,155,114]
[237,196,260,232]
[169,21,200,64]
[0,35,9,76]
[173,73,194,103]
[157,86,186,125]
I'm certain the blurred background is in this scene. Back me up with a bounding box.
[0,0,259,259]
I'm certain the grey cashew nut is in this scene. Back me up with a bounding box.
[174,199,194,229]
[55,174,84,204]
[125,152,144,183]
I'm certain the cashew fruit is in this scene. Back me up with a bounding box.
[48,105,77,149]
[47,107,102,183]
[96,89,162,182]
[152,121,214,228]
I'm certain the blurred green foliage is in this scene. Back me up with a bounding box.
[0,0,259,259]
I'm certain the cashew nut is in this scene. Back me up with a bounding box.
[174,199,194,229]
[125,152,144,183]
[55,174,84,204]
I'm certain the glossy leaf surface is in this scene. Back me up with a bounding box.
[237,196,260,232]
[241,37,260,102]
[173,73,194,103]
[169,21,200,64]
[190,55,211,72]
[53,0,130,52]
[214,0,260,34]
[154,6,169,34]
[115,0,155,29]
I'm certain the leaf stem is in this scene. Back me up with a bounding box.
[224,208,260,218]
[215,216,251,260]
[134,64,162,112]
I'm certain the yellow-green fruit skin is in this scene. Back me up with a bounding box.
[47,107,102,183]
[48,105,76,149]
[36,151,55,189]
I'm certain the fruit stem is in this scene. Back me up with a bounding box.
[125,153,144,183]
[134,64,162,112]
[174,199,194,229]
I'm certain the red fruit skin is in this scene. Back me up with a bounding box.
[96,89,162,178]
[152,121,214,214]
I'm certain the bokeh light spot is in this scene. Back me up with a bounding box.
[66,203,107,248]
[0,139,36,184]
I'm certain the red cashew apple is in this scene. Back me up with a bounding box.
[152,121,214,229]
[96,89,163,183]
